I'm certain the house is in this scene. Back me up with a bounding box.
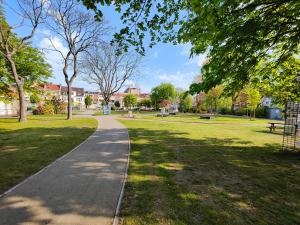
[0,100,18,116]
[124,87,140,95]
[85,91,101,109]
[61,86,85,110]
[39,83,62,100]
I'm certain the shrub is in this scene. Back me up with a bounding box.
[234,108,248,116]
[30,93,40,104]
[43,102,55,115]
[220,107,232,115]
[84,96,93,108]
[255,106,269,118]
[33,105,44,115]
[114,101,121,108]
[50,97,67,114]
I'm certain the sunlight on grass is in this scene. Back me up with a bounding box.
[119,118,300,225]
[0,115,97,193]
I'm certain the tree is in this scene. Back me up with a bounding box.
[245,86,261,119]
[0,0,48,122]
[252,56,300,104]
[30,93,40,104]
[83,44,140,105]
[81,0,299,99]
[205,86,223,113]
[179,93,193,113]
[124,94,137,109]
[114,100,121,108]
[138,98,151,108]
[45,0,108,120]
[150,83,175,110]
[84,96,93,109]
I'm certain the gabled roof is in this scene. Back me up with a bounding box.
[41,84,61,91]
[61,86,85,96]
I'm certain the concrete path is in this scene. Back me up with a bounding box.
[0,116,129,225]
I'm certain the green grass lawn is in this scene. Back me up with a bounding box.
[0,115,97,194]
[134,113,281,125]
[93,110,158,116]
[118,118,300,225]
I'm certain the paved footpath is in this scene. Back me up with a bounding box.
[0,116,129,225]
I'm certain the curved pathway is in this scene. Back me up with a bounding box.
[0,115,129,225]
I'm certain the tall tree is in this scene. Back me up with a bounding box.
[179,93,193,113]
[124,94,137,109]
[205,85,224,113]
[83,44,140,104]
[245,86,261,119]
[150,83,175,110]
[46,0,108,120]
[0,0,48,121]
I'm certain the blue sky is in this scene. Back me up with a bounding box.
[4,1,206,93]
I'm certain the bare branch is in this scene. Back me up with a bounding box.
[82,44,141,103]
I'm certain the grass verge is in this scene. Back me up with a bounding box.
[0,115,97,194]
[119,119,300,225]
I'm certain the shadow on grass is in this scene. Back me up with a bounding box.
[0,126,96,194]
[0,125,130,224]
[255,129,284,136]
[119,128,300,225]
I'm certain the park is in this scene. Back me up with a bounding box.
[0,0,299,225]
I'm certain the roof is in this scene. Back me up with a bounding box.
[41,84,61,91]
[61,86,85,96]
[139,93,150,98]
[114,93,127,97]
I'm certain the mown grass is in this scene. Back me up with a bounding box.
[93,110,158,116]
[136,113,281,125]
[0,115,97,194]
[119,118,300,225]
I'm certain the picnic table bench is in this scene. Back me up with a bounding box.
[267,122,284,132]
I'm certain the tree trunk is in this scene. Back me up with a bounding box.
[67,84,72,120]
[7,56,27,122]
[17,82,27,122]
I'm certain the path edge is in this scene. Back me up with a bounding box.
[112,128,131,225]
[0,117,99,198]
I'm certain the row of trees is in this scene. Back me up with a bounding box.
[0,0,140,122]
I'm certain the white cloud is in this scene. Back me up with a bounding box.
[38,36,68,71]
[153,51,158,58]
[156,70,196,89]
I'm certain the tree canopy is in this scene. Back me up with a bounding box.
[84,96,93,108]
[124,94,137,109]
[81,0,299,99]
[179,93,193,112]
[150,83,175,110]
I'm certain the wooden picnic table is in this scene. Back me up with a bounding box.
[268,122,284,132]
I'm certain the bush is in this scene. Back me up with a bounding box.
[219,107,232,115]
[234,108,248,116]
[33,105,44,115]
[30,93,40,104]
[255,106,269,118]
[114,101,120,108]
[43,102,55,115]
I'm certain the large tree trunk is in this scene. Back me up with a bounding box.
[17,83,27,122]
[67,84,72,120]
[7,56,27,122]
